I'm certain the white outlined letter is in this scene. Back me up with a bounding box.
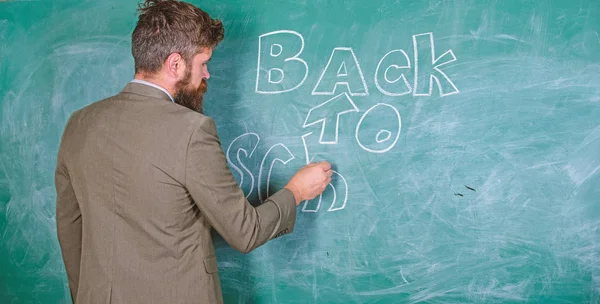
[226,133,260,199]
[300,133,349,212]
[355,103,402,154]
[258,143,295,203]
[413,32,459,96]
[302,92,359,144]
[312,47,368,96]
[256,30,308,94]
[374,49,412,96]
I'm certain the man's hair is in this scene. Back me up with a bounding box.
[131,0,224,74]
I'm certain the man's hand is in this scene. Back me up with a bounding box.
[285,161,333,206]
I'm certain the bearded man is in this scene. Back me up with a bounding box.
[54,1,332,303]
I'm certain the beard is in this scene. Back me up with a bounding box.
[174,73,208,113]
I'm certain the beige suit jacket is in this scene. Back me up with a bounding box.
[55,82,297,303]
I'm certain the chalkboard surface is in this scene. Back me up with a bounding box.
[1,1,600,303]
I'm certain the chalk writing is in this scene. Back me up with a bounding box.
[301,171,348,212]
[256,30,308,94]
[258,143,295,203]
[255,30,459,98]
[225,133,260,198]
[374,49,412,96]
[413,32,459,96]
[355,103,402,154]
[245,30,460,213]
[302,92,359,144]
[312,47,369,96]
[301,132,349,212]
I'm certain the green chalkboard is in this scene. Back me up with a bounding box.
[1,0,600,303]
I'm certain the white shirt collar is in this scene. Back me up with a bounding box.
[129,79,174,103]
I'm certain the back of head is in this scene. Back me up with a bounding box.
[131,0,224,75]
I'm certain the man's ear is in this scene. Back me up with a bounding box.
[165,52,185,80]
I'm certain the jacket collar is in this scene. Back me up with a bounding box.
[120,81,174,102]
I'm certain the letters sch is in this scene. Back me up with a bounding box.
[227,30,460,213]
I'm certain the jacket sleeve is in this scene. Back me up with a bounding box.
[184,117,297,254]
[55,145,82,302]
